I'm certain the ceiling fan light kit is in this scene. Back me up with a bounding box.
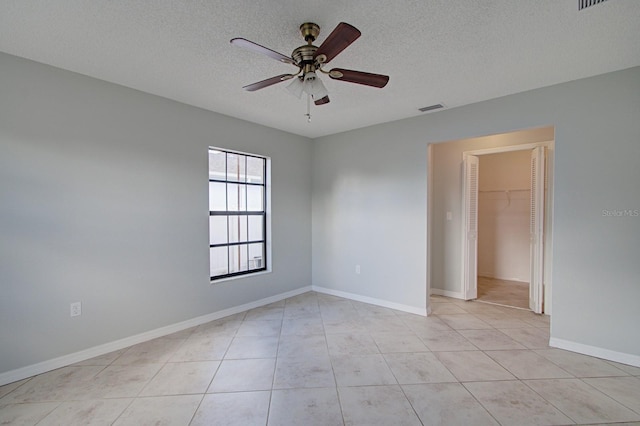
[231,21,389,121]
[286,71,329,100]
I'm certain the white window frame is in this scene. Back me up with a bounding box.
[208,147,271,282]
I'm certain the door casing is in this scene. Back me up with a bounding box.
[460,141,554,314]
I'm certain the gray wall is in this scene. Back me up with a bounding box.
[2,49,639,376]
[0,52,312,375]
[313,67,640,357]
[312,125,429,310]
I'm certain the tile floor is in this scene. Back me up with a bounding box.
[477,276,530,310]
[1,292,640,425]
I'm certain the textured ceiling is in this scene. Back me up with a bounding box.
[1,1,639,138]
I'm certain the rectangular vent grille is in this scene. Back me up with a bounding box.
[418,103,445,113]
[578,0,608,11]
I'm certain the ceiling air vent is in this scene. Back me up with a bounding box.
[578,0,608,11]
[418,103,445,113]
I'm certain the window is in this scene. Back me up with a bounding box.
[209,148,267,280]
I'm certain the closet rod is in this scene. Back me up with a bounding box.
[479,188,529,193]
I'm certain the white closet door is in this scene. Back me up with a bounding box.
[529,146,545,313]
[463,155,479,300]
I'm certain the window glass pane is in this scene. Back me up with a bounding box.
[209,182,227,211]
[209,148,267,280]
[209,216,228,245]
[226,153,246,183]
[248,215,263,242]
[227,184,246,211]
[249,243,264,270]
[246,156,264,184]
[247,185,263,211]
[210,246,228,277]
[229,244,249,273]
[228,215,248,243]
[209,150,226,180]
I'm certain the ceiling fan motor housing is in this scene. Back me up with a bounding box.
[291,45,317,67]
[292,23,328,70]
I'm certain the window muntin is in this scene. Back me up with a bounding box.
[209,149,267,280]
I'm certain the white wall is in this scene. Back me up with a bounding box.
[479,150,531,191]
[313,67,640,362]
[0,52,312,377]
[478,151,531,282]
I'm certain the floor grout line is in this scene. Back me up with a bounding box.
[2,292,640,425]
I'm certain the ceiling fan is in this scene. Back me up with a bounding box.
[230,22,389,109]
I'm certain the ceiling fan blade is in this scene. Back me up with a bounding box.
[314,95,330,105]
[314,22,361,64]
[231,38,296,66]
[328,68,389,88]
[242,74,295,92]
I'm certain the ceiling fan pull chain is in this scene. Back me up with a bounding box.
[306,94,312,123]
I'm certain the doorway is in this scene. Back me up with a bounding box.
[476,150,531,309]
[462,143,551,313]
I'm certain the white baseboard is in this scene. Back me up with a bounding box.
[312,286,427,316]
[549,337,640,368]
[0,286,312,387]
[478,274,528,283]
[430,288,465,300]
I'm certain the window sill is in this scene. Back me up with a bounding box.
[210,269,272,285]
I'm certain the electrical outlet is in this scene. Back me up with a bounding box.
[355,265,361,274]
[70,302,82,317]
